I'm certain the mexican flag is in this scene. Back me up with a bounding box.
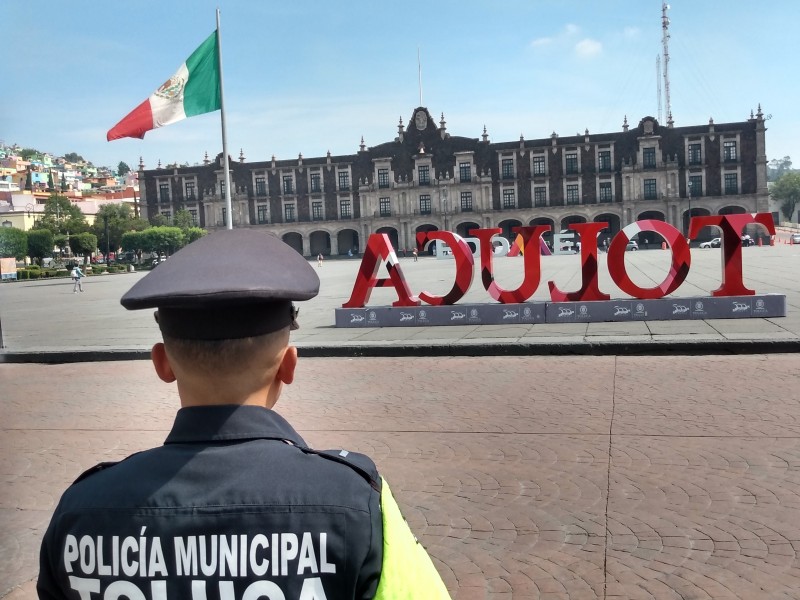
[107,31,220,141]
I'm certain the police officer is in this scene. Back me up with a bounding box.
[38,230,450,599]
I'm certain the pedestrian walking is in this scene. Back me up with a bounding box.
[317,252,323,267]
[38,230,450,600]
[412,247,418,261]
[71,264,84,293]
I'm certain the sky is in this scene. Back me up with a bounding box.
[2,1,798,171]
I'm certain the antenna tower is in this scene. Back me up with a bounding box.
[661,2,672,123]
[656,55,662,123]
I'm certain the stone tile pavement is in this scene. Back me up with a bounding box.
[3,354,800,599]
[1,243,799,359]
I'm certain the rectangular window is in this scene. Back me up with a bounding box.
[188,209,197,225]
[724,173,739,195]
[643,147,657,168]
[219,181,225,197]
[644,179,657,200]
[159,183,169,202]
[185,181,196,200]
[598,151,611,172]
[312,201,323,220]
[460,191,473,211]
[599,182,613,203]
[566,184,579,205]
[310,172,321,193]
[688,143,702,165]
[284,204,295,222]
[689,175,703,197]
[282,175,293,194]
[257,205,268,224]
[565,153,578,175]
[418,165,430,185]
[221,207,227,225]
[532,155,546,176]
[254,177,266,197]
[459,162,471,183]
[724,141,738,162]
[501,159,514,179]
[419,194,431,214]
[502,188,515,208]
[377,168,390,189]
[379,197,391,217]
[340,200,351,218]
[534,186,547,207]
[338,170,350,191]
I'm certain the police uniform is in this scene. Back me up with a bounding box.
[38,230,450,600]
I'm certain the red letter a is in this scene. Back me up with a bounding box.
[342,234,420,308]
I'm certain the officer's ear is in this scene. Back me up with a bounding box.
[151,342,176,383]
[275,345,297,385]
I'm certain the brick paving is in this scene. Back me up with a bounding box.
[3,354,800,599]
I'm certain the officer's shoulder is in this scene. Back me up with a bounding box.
[70,451,144,486]
[302,447,381,493]
[71,461,121,485]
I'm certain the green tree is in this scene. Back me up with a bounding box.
[768,156,793,182]
[121,231,145,253]
[20,148,39,160]
[149,213,169,227]
[69,232,98,262]
[24,171,32,191]
[140,227,184,256]
[771,171,800,222]
[173,209,193,231]
[48,172,55,191]
[90,204,150,259]
[33,195,88,236]
[60,173,67,191]
[117,161,131,176]
[63,152,84,163]
[26,229,53,264]
[0,227,28,260]
[185,227,207,244]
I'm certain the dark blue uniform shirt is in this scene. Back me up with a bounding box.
[38,405,383,600]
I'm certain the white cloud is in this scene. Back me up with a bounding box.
[575,38,602,58]
[623,26,640,39]
[564,23,580,36]
[530,37,553,47]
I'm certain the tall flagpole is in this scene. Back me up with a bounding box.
[417,47,423,106]
[216,8,233,229]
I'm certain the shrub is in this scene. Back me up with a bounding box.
[17,270,29,280]
[27,269,41,280]
[27,264,42,271]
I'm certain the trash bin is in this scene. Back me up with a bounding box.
[128,264,135,273]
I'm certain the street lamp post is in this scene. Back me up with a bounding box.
[104,215,110,263]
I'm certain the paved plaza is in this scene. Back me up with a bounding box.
[1,241,799,599]
[3,354,800,599]
[1,242,799,358]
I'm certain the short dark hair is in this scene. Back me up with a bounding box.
[163,327,290,376]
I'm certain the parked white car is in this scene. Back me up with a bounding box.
[699,238,721,249]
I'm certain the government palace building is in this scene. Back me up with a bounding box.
[138,105,769,257]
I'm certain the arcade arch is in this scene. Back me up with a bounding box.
[281,232,303,255]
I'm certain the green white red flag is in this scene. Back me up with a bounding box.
[107,32,220,141]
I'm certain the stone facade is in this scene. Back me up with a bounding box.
[139,106,769,256]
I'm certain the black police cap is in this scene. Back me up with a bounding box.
[120,230,320,340]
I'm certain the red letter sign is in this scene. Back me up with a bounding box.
[415,231,475,305]
[471,226,550,303]
[548,222,610,302]
[689,213,775,296]
[607,220,691,299]
[342,234,420,308]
